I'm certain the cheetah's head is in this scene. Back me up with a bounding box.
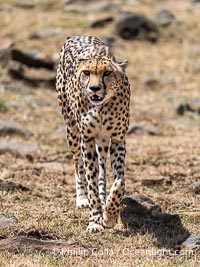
[77,57,128,106]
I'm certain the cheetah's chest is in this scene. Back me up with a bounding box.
[79,101,128,141]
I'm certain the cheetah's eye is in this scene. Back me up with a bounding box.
[103,71,112,77]
[83,70,90,76]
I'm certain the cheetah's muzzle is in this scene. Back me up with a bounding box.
[90,94,105,104]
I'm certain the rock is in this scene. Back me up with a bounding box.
[190,98,200,114]
[25,96,52,108]
[0,4,11,12]
[30,27,62,39]
[120,194,162,228]
[6,102,27,110]
[0,120,33,137]
[192,61,200,74]
[190,45,200,57]
[0,37,14,68]
[100,35,116,48]
[11,49,55,70]
[176,102,194,115]
[8,61,56,88]
[189,180,200,194]
[52,53,59,64]
[0,83,5,93]
[0,179,29,192]
[181,234,200,249]
[153,9,178,27]
[53,126,66,139]
[121,194,162,215]
[165,79,176,86]
[0,140,38,155]
[35,162,63,170]
[64,0,114,13]
[3,82,33,94]
[127,121,159,135]
[0,215,16,228]
[14,2,35,9]
[115,12,158,42]
[141,177,166,187]
[0,235,90,255]
[190,0,200,5]
[142,77,159,87]
[91,17,114,28]
[166,118,200,127]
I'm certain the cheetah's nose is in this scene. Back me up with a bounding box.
[89,86,101,92]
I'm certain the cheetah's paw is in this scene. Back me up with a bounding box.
[103,212,118,228]
[86,223,104,233]
[76,198,89,209]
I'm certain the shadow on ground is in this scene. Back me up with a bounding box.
[120,194,190,250]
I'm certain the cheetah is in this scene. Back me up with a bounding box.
[56,36,130,233]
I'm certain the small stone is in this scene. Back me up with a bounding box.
[25,96,52,108]
[0,215,16,228]
[190,0,200,5]
[143,77,159,87]
[190,98,200,114]
[4,82,33,94]
[90,17,114,28]
[153,9,178,27]
[0,83,5,93]
[127,121,159,135]
[115,12,158,42]
[0,120,33,137]
[176,102,193,115]
[0,179,29,191]
[181,234,200,250]
[0,37,14,67]
[6,102,27,110]
[14,2,35,9]
[30,27,62,39]
[176,99,200,116]
[35,162,63,170]
[0,140,38,155]
[64,0,114,13]
[141,177,166,187]
[52,53,60,66]
[53,126,66,139]
[189,180,200,194]
[165,79,176,86]
[166,118,200,127]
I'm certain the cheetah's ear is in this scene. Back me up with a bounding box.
[117,60,128,72]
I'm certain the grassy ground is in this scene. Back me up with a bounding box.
[0,0,200,266]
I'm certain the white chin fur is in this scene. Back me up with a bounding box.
[89,99,105,106]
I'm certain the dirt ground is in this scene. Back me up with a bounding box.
[0,0,199,266]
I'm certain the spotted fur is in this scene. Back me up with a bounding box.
[56,36,130,233]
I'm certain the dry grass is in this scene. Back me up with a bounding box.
[0,0,200,266]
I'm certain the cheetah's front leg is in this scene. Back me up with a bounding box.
[81,138,104,233]
[103,139,126,228]
[96,138,109,211]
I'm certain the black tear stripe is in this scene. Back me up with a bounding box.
[102,76,106,90]
[86,76,90,90]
